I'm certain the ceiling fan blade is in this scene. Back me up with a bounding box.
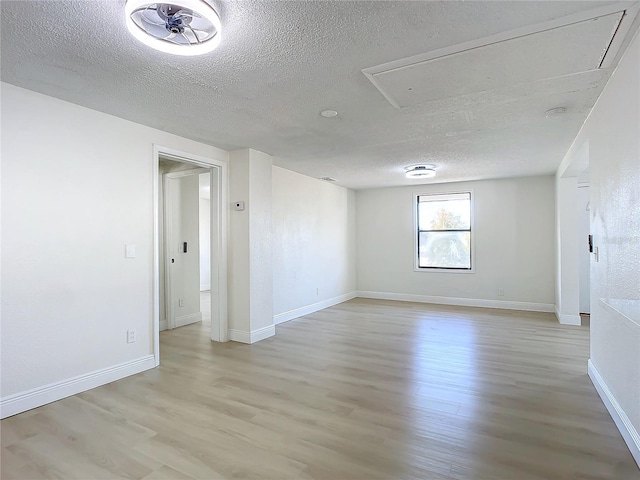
[179,32,194,45]
[173,9,195,24]
[186,25,202,43]
[138,18,169,39]
[141,8,165,26]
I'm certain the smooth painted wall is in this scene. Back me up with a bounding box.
[228,149,273,337]
[578,185,591,314]
[199,195,211,291]
[166,174,201,324]
[555,176,581,324]
[558,30,640,451]
[272,167,357,317]
[0,82,228,399]
[356,176,555,307]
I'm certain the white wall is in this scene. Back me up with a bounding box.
[228,149,274,342]
[578,185,591,314]
[199,172,211,291]
[199,198,211,290]
[166,174,201,326]
[272,167,357,322]
[555,176,581,324]
[356,176,555,310]
[0,83,228,415]
[558,30,640,464]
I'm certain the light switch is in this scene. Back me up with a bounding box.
[125,244,136,258]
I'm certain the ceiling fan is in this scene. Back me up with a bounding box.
[125,0,221,55]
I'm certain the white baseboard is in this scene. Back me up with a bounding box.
[274,291,357,325]
[228,325,275,344]
[175,312,202,328]
[0,355,156,419]
[356,291,555,313]
[160,319,168,331]
[588,359,640,467]
[200,284,211,292]
[555,305,582,325]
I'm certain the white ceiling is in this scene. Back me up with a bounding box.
[1,1,638,189]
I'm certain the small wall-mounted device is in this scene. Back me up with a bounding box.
[183,242,188,253]
[234,201,245,211]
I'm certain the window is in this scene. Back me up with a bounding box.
[416,192,472,270]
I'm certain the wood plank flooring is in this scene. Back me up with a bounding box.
[2,299,638,479]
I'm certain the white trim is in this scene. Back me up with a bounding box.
[228,325,275,344]
[599,2,640,68]
[0,355,155,419]
[160,319,168,331]
[174,312,202,328]
[153,153,160,366]
[413,189,475,274]
[588,360,640,467]
[164,167,209,179]
[554,305,582,325]
[357,291,554,313]
[274,292,357,325]
[153,144,229,360]
[162,173,175,330]
[200,284,211,292]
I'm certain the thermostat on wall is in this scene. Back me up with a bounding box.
[234,201,245,211]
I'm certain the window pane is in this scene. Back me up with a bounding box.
[418,196,470,230]
[418,231,471,269]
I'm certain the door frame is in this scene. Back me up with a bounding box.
[163,167,209,330]
[153,145,228,367]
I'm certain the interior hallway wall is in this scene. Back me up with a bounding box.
[199,173,211,292]
[557,30,640,464]
[0,83,228,416]
[272,166,357,322]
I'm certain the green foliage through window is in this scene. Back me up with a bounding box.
[417,192,472,270]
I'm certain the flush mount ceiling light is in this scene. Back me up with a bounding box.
[545,106,567,118]
[125,0,221,56]
[405,164,436,179]
[320,110,338,118]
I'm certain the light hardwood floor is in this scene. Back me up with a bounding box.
[2,299,638,479]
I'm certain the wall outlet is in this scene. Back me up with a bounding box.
[127,329,136,343]
[498,288,504,296]
[178,298,184,307]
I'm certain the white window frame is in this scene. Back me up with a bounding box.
[413,190,475,273]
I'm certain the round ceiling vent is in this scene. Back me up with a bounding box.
[405,164,436,179]
[125,0,222,56]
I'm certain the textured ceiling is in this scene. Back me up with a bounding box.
[1,1,637,189]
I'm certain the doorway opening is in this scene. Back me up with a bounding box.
[153,146,228,366]
[578,166,591,324]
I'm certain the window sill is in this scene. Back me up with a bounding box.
[414,267,476,274]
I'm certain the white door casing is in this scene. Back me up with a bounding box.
[153,145,229,367]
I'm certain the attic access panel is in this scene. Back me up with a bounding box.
[363,9,625,108]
